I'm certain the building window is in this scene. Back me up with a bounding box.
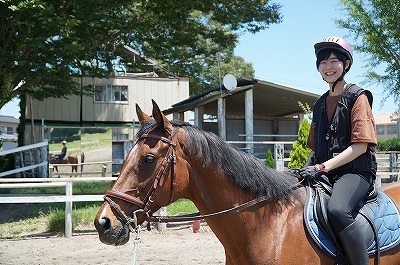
[376,125,384,135]
[387,125,398,135]
[94,85,128,103]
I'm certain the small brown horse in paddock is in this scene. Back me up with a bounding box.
[94,100,400,264]
[50,154,79,173]
[49,152,85,174]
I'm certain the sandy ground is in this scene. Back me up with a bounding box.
[0,223,225,265]
[2,144,225,264]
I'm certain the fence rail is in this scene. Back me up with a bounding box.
[48,161,110,177]
[0,177,117,239]
[0,141,48,178]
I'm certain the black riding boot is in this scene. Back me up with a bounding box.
[337,221,370,265]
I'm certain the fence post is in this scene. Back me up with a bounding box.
[65,181,73,239]
[102,164,107,177]
[40,142,48,178]
[390,153,398,182]
[274,143,284,172]
[376,176,381,188]
[157,207,167,232]
[49,166,54,178]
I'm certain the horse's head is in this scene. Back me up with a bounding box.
[94,100,189,245]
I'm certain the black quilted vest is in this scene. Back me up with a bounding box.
[312,84,377,175]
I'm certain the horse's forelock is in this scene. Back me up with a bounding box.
[136,120,158,138]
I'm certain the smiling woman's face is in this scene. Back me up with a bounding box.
[318,52,349,84]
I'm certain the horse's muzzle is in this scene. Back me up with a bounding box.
[94,214,130,246]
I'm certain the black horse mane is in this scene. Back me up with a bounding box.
[137,119,298,202]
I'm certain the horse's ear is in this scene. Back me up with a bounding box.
[136,103,151,122]
[151,99,173,133]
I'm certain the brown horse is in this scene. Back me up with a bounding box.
[49,153,78,173]
[94,100,400,264]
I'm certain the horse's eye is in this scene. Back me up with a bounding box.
[145,154,156,164]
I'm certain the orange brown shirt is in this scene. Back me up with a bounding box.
[307,92,377,151]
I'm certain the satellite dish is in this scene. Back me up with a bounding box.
[223,74,237,91]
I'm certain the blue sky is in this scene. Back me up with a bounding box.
[233,0,397,114]
[0,0,397,118]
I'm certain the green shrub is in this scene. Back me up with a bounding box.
[47,210,67,233]
[0,153,14,174]
[377,138,400,151]
[47,204,101,234]
[265,149,275,168]
[288,119,312,168]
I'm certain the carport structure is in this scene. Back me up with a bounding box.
[164,78,320,160]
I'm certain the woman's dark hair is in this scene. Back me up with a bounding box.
[316,49,348,72]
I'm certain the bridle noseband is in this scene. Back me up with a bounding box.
[104,127,179,232]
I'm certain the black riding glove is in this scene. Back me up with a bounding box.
[298,164,328,181]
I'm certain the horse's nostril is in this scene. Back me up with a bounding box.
[99,217,111,231]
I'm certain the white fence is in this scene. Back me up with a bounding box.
[227,141,294,172]
[1,140,398,239]
[48,161,111,177]
[0,141,48,178]
[0,177,117,239]
[376,152,400,183]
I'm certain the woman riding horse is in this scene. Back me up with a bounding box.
[94,101,400,264]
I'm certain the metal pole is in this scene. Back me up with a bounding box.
[245,89,254,154]
[218,97,226,141]
[217,52,222,97]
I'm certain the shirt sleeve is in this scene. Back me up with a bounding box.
[351,93,377,145]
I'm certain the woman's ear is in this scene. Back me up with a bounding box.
[345,59,350,71]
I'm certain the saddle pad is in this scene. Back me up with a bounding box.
[304,185,400,257]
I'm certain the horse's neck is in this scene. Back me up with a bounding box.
[187,168,244,209]
[187,164,304,232]
[186,165,281,224]
[188,169,307,263]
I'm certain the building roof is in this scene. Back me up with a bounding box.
[374,113,400,125]
[0,115,19,124]
[164,78,320,118]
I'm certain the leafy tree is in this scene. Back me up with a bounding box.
[298,101,312,120]
[265,149,275,169]
[180,53,255,95]
[0,0,282,108]
[336,0,400,111]
[288,119,312,168]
